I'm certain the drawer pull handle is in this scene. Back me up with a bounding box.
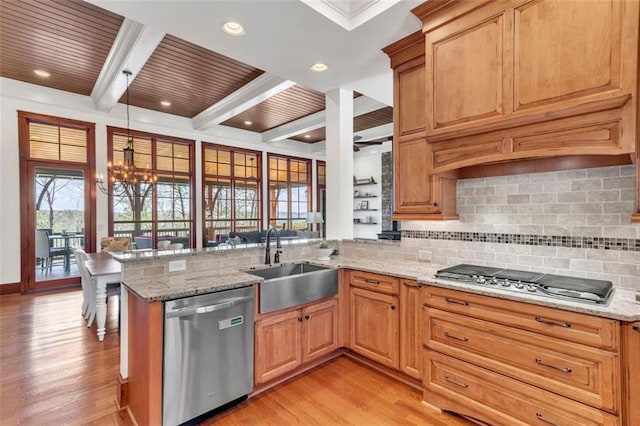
[445,297,469,306]
[536,412,559,426]
[364,278,380,285]
[535,358,572,373]
[633,325,640,332]
[444,375,468,388]
[444,331,469,342]
[535,316,571,328]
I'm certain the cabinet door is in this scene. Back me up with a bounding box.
[394,138,438,216]
[395,57,425,139]
[254,309,301,384]
[349,287,399,369]
[623,322,640,425]
[513,0,624,113]
[302,299,338,363]
[400,280,422,380]
[425,3,509,133]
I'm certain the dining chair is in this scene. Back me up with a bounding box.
[168,243,184,250]
[74,248,120,327]
[35,229,67,270]
[71,247,92,319]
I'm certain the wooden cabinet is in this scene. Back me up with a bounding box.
[622,321,640,425]
[255,298,338,385]
[422,286,623,425]
[302,299,339,363]
[255,309,301,384]
[383,31,458,221]
[349,287,399,369]
[348,271,422,378]
[409,0,640,173]
[399,279,422,380]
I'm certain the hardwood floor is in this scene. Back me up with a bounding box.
[0,290,129,425]
[0,290,471,426]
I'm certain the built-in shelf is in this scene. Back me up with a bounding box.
[354,209,379,212]
[354,195,378,199]
[354,182,377,186]
[353,222,378,225]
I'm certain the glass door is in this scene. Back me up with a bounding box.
[34,167,86,283]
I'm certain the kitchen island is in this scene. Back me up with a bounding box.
[111,240,640,425]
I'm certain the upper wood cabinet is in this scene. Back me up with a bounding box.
[410,0,640,173]
[383,31,459,220]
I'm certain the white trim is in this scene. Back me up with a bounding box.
[91,19,165,112]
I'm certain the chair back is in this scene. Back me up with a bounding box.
[101,236,132,252]
[157,240,171,250]
[35,229,50,258]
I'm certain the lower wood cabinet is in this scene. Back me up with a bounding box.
[349,286,399,369]
[422,286,624,425]
[623,321,640,425]
[254,298,338,385]
[400,279,422,379]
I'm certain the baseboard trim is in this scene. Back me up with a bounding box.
[342,350,422,391]
[0,282,20,295]
[116,374,129,411]
[251,350,343,396]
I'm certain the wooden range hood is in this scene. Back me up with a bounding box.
[384,0,640,222]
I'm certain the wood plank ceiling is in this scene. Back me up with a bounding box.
[0,0,123,96]
[0,0,392,145]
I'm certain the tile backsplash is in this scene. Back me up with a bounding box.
[402,165,640,290]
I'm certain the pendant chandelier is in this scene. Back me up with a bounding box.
[96,70,157,198]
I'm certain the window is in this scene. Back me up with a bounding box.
[107,127,194,249]
[268,154,311,230]
[202,143,261,244]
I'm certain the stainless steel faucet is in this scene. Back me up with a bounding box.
[264,227,282,265]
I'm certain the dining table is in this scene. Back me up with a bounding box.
[85,252,121,342]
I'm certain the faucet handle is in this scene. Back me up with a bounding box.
[274,249,282,264]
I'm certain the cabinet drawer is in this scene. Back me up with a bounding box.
[349,270,399,295]
[425,308,620,412]
[423,286,619,350]
[424,350,620,426]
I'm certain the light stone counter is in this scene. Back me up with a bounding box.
[120,253,640,321]
[123,270,259,302]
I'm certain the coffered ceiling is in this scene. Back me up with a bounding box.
[0,0,423,147]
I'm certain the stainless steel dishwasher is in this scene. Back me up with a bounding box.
[163,286,254,426]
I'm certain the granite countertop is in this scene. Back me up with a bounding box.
[124,270,259,302]
[122,254,640,321]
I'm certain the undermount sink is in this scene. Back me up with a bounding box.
[245,262,338,313]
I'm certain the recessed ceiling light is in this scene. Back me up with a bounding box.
[160,101,171,107]
[244,120,252,126]
[34,69,50,78]
[222,21,245,36]
[310,63,328,73]
[304,134,311,138]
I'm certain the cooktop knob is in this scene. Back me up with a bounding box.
[526,285,537,292]
[501,279,511,287]
[477,276,486,284]
[514,281,524,289]
[490,277,498,285]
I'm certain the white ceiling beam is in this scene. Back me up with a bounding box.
[261,95,388,142]
[192,74,295,130]
[91,19,165,112]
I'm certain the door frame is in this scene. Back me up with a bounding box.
[18,111,97,293]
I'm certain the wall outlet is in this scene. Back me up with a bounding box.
[168,259,186,272]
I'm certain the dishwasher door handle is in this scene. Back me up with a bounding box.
[166,296,254,319]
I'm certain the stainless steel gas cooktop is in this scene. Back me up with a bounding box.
[435,264,613,305]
